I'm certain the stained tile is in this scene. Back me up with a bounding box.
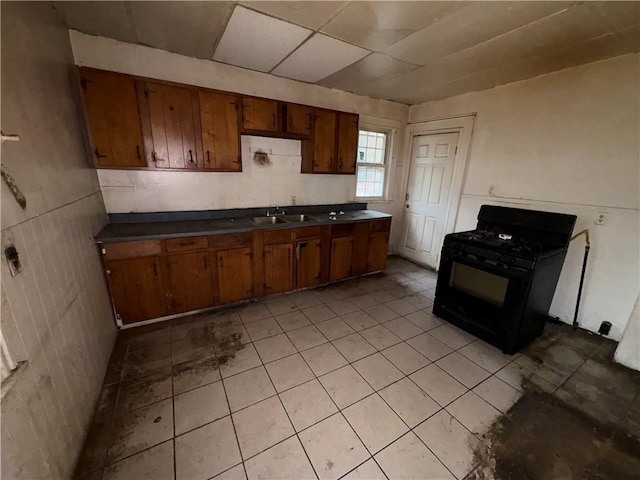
[353,353,403,391]
[290,291,323,309]
[175,381,230,434]
[175,416,241,480]
[332,333,376,362]
[436,352,491,388]
[244,317,283,341]
[473,376,522,413]
[233,396,295,460]
[319,365,374,409]
[299,414,369,480]
[266,354,314,392]
[363,304,399,323]
[359,324,402,350]
[446,391,501,435]
[239,303,272,324]
[265,298,298,317]
[303,304,337,323]
[414,410,480,480]
[407,333,453,361]
[254,334,297,363]
[280,379,338,431]
[315,318,355,341]
[245,437,316,480]
[379,378,440,428]
[220,344,262,378]
[276,310,312,332]
[302,343,348,376]
[118,373,172,412]
[375,432,454,480]
[349,293,380,309]
[381,342,430,375]
[343,395,408,454]
[103,440,174,480]
[287,325,328,351]
[342,459,386,480]
[410,364,467,407]
[326,299,360,316]
[173,356,221,394]
[224,366,276,412]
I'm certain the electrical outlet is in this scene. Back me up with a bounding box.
[594,212,608,225]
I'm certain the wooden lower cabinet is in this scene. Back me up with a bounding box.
[368,231,390,272]
[296,238,322,288]
[216,247,254,303]
[165,251,214,313]
[264,243,294,294]
[106,256,166,324]
[330,236,354,281]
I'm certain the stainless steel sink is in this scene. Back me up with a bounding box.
[251,216,287,226]
[278,214,320,223]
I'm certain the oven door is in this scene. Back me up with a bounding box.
[433,247,532,345]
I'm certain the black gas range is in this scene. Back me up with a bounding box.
[433,205,577,354]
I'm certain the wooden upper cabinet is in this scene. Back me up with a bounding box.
[141,82,200,169]
[242,98,278,132]
[80,69,146,168]
[284,104,312,137]
[311,109,337,173]
[337,113,359,174]
[199,91,241,171]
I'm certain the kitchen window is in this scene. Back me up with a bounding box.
[356,129,389,199]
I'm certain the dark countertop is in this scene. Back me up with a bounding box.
[95,207,392,243]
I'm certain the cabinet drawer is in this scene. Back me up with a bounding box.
[264,229,293,245]
[370,218,391,233]
[166,236,208,253]
[102,240,162,261]
[295,226,324,239]
[331,223,356,237]
[209,231,252,250]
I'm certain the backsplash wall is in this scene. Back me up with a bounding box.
[98,136,357,213]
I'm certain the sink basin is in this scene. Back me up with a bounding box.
[251,216,287,226]
[278,214,320,223]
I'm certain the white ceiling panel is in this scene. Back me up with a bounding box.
[55,1,137,43]
[130,2,233,59]
[322,1,465,51]
[272,33,370,83]
[241,1,348,29]
[213,5,312,72]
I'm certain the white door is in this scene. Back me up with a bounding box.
[401,132,460,269]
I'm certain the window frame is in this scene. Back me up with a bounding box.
[354,126,392,201]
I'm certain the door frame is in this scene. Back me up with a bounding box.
[400,114,476,269]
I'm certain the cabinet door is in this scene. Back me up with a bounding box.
[296,238,322,288]
[80,69,145,167]
[337,113,359,174]
[368,231,390,272]
[242,98,278,132]
[286,104,312,136]
[216,247,254,304]
[264,243,294,294]
[330,236,354,281]
[144,82,199,169]
[165,252,215,313]
[105,257,166,324]
[199,91,241,171]
[313,110,337,173]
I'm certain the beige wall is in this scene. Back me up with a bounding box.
[1,3,116,478]
[69,31,409,251]
[408,53,640,342]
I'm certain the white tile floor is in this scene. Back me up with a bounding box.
[80,258,526,480]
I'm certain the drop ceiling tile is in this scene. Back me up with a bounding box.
[384,1,578,65]
[322,1,465,51]
[320,53,420,93]
[272,33,370,83]
[590,1,640,32]
[130,2,233,60]
[54,1,137,43]
[241,1,348,29]
[213,5,312,72]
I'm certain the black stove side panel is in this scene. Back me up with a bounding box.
[477,205,577,249]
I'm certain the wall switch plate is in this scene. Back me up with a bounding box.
[594,212,608,225]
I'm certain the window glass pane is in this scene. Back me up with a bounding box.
[355,129,388,198]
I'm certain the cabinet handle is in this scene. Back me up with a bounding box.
[136,145,141,159]
[153,263,158,276]
[94,148,107,159]
[219,257,224,268]
[206,150,211,164]
[339,158,343,170]
[188,150,194,163]
[179,240,195,246]
[272,113,276,129]
[203,257,208,269]
[296,244,301,261]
